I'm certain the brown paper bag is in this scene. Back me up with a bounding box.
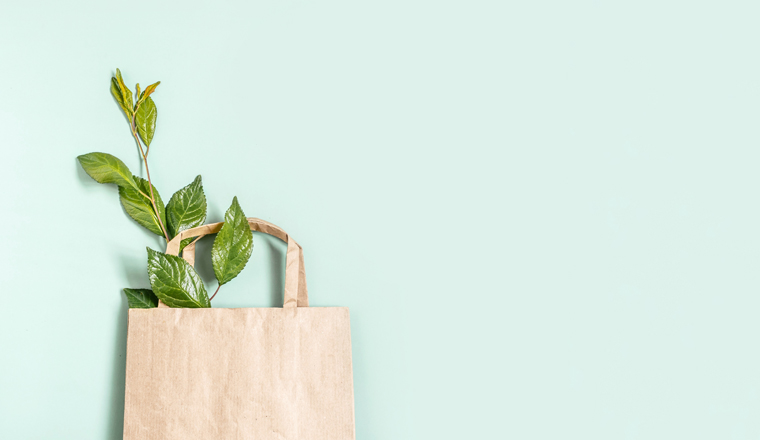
[123,218,356,439]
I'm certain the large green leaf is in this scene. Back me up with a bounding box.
[147,247,210,308]
[119,175,167,236]
[211,197,253,286]
[111,68,134,119]
[135,96,157,147]
[77,152,137,189]
[123,288,158,308]
[166,175,207,239]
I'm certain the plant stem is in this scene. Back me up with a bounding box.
[130,111,170,242]
[210,284,221,301]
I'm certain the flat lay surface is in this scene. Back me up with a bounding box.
[2,0,760,438]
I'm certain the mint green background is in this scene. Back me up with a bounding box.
[1,1,760,439]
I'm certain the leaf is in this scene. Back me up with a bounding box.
[134,81,159,110]
[111,68,134,119]
[135,96,157,147]
[115,69,133,108]
[166,175,207,240]
[135,83,141,101]
[179,237,197,254]
[143,81,160,100]
[77,152,137,189]
[111,78,132,119]
[119,175,167,236]
[147,247,210,308]
[212,197,253,286]
[123,288,158,308]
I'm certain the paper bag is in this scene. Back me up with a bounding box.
[122,218,356,439]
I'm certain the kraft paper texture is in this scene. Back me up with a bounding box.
[122,218,356,439]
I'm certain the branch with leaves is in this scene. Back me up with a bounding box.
[78,69,254,309]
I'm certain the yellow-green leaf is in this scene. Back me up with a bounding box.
[142,81,160,100]
[111,78,132,119]
[113,68,133,118]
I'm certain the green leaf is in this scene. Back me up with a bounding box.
[111,68,134,119]
[115,69,133,107]
[179,237,197,254]
[77,152,137,189]
[147,247,210,308]
[111,78,132,119]
[135,96,157,147]
[212,197,253,286]
[123,288,158,308]
[119,175,167,236]
[166,175,207,239]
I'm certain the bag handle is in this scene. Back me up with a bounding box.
[161,217,309,308]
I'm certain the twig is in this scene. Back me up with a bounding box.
[129,107,170,242]
[210,284,221,301]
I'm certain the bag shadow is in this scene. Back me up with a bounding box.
[262,233,286,307]
[107,293,128,439]
[108,252,152,439]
